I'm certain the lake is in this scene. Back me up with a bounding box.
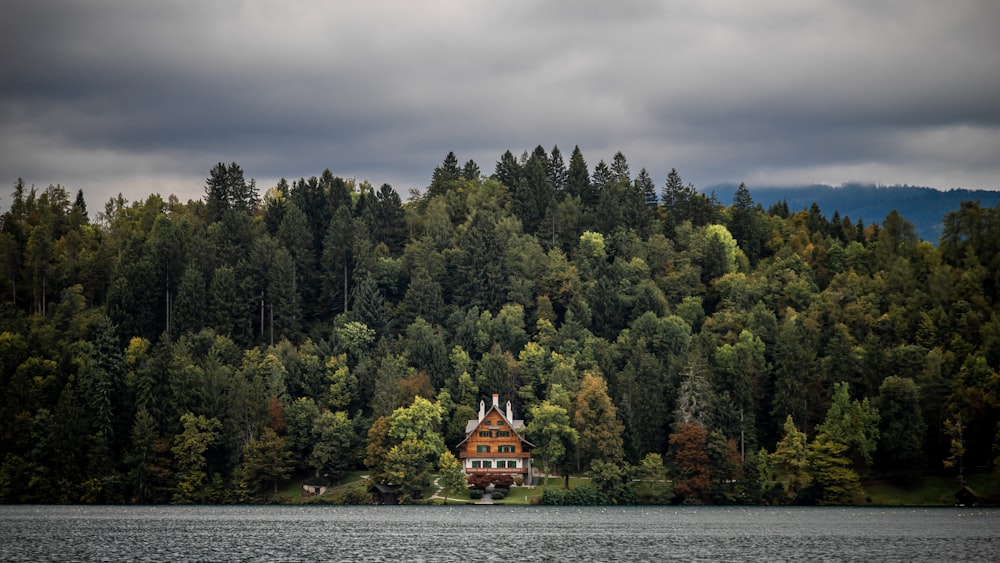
[0,505,996,561]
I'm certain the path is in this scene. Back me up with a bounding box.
[429,475,493,504]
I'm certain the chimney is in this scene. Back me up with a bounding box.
[492,393,499,409]
[478,399,485,421]
[506,400,513,422]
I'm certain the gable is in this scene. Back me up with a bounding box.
[458,404,534,449]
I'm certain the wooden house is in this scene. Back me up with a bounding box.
[955,485,978,506]
[456,394,534,483]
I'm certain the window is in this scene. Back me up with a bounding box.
[497,445,516,453]
[483,461,492,468]
[496,431,510,437]
[477,445,490,453]
[483,420,491,426]
[472,461,481,468]
[508,461,517,468]
[479,430,492,437]
[497,420,505,426]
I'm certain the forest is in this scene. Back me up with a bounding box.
[1,145,998,505]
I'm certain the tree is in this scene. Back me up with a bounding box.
[205,162,257,222]
[766,415,810,504]
[171,413,221,504]
[589,458,633,503]
[573,371,625,470]
[806,435,864,505]
[126,406,172,503]
[309,410,355,481]
[438,450,466,504]
[547,145,568,191]
[383,439,433,500]
[876,376,926,479]
[374,183,407,255]
[728,183,767,265]
[235,427,292,500]
[284,397,320,467]
[637,452,666,497]
[526,401,577,485]
[376,396,446,497]
[669,422,711,504]
[364,415,394,483]
[389,396,445,457]
[815,382,879,469]
[566,146,593,207]
[942,414,965,482]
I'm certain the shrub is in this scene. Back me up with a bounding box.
[470,489,484,500]
[491,490,506,500]
[467,473,515,490]
[566,484,606,505]
[541,487,566,505]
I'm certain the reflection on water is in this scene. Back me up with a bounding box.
[1,505,997,562]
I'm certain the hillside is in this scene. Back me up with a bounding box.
[1,148,999,506]
[708,183,1000,243]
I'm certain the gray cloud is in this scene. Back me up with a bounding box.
[2,0,998,210]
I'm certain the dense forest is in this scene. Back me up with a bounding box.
[1,145,998,505]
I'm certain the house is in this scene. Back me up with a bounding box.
[456,394,534,484]
[368,483,401,505]
[955,485,978,506]
[302,476,329,497]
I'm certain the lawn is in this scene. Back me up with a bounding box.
[274,470,369,502]
[863,471,1000,506]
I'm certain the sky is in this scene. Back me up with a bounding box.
[2,0,999,211]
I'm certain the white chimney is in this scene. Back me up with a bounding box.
[478,399,485,421]
[506,400,513,422]
[492,393,499,408]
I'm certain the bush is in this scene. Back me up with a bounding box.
[541,487,566,505]
[470,490,484,500]
[566,484,606,505]
[467,473,515,490]
[491,490,506,500]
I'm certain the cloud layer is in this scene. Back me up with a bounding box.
[2,0,998,208]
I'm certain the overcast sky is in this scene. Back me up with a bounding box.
[2,0,999,210]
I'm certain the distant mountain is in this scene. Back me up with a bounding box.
[706,182,1000,243]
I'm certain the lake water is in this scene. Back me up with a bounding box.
[0,505,996,562]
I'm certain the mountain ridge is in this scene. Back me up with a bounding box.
[706,182,1000,243]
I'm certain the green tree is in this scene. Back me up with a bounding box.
[126,406,172,503]
[815,382,879,469]
[637,452,667,498]
[383,439,432,500]
[526,401,578,486]
[876,376,926,479]
[235,427,292,500]
[309,410,355,482]
[805,435,864,505]
[766,415,810,504]
[437,450,466,505]
[171,413,221,504]
[284,397,320,467]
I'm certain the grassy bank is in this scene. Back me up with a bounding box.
[271,470,999,506]
[863,472,1000,506]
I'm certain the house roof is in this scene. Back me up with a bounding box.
[464,403,525,434]
[456,403,535,449]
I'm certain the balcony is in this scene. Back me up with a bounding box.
[465,467,528,475]
[459,451,530,459]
